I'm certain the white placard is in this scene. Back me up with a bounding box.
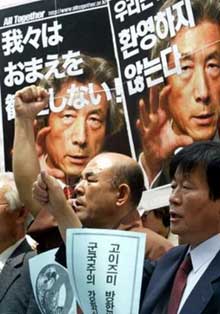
[138,184,171,214]
[67,228,146,314]
[29,248,77,314]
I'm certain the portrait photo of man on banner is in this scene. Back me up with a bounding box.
[108,0,220,189]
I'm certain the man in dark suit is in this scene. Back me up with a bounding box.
[0,172,40,313]
[140,141,220,314]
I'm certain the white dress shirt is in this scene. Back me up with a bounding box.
[138,152,162,189]
[0,238,25,273]
[178,234,220,313]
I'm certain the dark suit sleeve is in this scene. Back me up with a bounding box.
[55,243,67,268]
[0,251,41,314]
[24,252,42,314]
[140,259,156,307]
[26,294,42,314]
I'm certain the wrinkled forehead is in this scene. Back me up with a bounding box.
[169,21,220,64]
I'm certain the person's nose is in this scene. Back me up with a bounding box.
[72,117,87,147]
[193,68,210,105]
[169,186,181,206]
[75,179,86,196]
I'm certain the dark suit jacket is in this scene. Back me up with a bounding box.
[140,244,220,314]
[0,239,41,314]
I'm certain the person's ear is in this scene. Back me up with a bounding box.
[36,126,51,156]
[116,183,130,206]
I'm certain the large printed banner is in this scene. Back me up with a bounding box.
[1,0,219,197]
[107,0,220,191]
[108,0,195,152]
[0,0,131,173]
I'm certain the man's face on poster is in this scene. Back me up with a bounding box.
[44,80,109,178]
[167,21,220,141]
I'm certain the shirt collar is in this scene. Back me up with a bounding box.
[138,152,162,189]
[189,234,220,273]
[0,237,25,272]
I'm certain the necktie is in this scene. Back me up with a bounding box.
[64,175,76,199]
[63,185,75,199]
[167,254,192,314]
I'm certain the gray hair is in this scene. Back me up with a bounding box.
[0,172,23,210]
[0,172,33,228]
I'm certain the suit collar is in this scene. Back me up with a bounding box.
[180,249,220,314]
[0,239,33,301]
[10,239,32,258]
[141,246,220,314]
[140,245,188,314]
[190,234,220,273]
[0,238,26,271]
[149,245,188,295]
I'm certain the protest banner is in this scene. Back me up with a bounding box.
[0,0,131,173]
[1,0,218,201]
[108,0,220,189]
